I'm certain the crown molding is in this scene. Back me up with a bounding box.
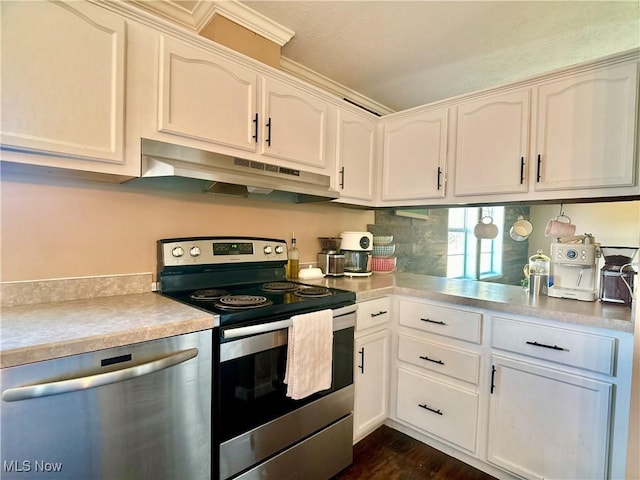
[128,1,294,46]
[280,57,395,116]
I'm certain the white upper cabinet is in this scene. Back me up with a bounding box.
[334,107,377,204]
[532,62,638,192]
[0,0,128,173]
[158,36,258,153]
[260,76,329,169]
[380,107,448,204]
[453,89,530,197]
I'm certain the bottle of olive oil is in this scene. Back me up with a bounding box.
[287,233,299,280]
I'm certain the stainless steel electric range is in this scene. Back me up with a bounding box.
[157,237,356,480]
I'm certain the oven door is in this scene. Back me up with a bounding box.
[218,305,355,480]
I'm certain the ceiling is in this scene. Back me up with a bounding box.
[134,1,640,114]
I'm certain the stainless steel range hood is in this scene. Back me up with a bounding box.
[126,139,340,203]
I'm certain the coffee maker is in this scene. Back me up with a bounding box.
[339,232,373,277]
[317,237,345,277]
[599,246,638,306]
[547,238,598,301]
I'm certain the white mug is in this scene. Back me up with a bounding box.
[545,215,576,238]
[509,216,533,241]
[474,216,498,239]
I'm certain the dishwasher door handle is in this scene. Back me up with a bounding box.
[1,348,198,402]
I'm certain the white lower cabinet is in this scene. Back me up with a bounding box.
[487,355,612,480]
[353,297,390,442]
[396,367,478,452]
[390,296,634,480]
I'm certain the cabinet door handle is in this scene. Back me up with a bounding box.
[266,117,272,146]
[418,403,443,415]
[519,156,525,184]
[252,113,259,143]
[371,310,387,317]
[358,347,365,374]
[490,365,497,394]
[420,318,446,326]
[536,154,542,182]
[419,355,444,366]
[437,167,442,190]
[339,167,345,189]
[526,340,567,351]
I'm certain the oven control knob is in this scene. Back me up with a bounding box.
[172,246,185,258]
[263,245,273,255]
[275,245,285,254]
[189,246,201,257]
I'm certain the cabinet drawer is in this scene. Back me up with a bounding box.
[492,316,616,375]
[398,299,482,343]
[398,335,480,384]
[396,368,478,452]
[356,297,391,331]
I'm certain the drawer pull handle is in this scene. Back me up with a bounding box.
[421,318,446,325]
[526,340,567,352]
[418,403,443,416]
[419,355,444,366]
[371,310,388,317]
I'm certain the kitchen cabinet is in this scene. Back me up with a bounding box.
[532,61,638,193]
[392,297,483,453]
[157,35,258,153]
[334,107,377,204]
[153,34,332,173]
[453,89,530,197]
[0,0,130,175]
[379,106,448,204]
[487,314,631,480]
[353,297,390,442]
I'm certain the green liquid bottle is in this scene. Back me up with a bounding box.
[287,234,299,280]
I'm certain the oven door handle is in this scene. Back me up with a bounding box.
[223,319,293,339]
[222,304,357,339]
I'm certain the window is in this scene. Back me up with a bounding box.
[447,206,504,280]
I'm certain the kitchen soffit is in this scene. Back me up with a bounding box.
[129,0,640,114]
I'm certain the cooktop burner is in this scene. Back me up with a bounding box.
[190,289,230,301]
[216,295,273,310]
[261,282,299,292]
[294,286,331,298]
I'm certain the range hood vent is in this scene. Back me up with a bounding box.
[126,139,340,203]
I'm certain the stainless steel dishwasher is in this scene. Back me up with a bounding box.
[0,329,212,480]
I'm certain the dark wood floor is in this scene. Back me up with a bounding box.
[333,426,498,480]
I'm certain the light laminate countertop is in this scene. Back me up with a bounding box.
[307,272,635,333]
[1,292,215,368]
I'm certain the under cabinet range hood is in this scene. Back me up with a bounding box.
[128,139,339,203]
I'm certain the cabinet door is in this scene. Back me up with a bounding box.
[533,62,638,191]
[158,36,258,153]
[354,330,389,442]
[488,356,612,480]
[454,89,530,196]
[1,1,126,166]
[381,108,448,201]
[335,108,376,202]
[261,77,328,168]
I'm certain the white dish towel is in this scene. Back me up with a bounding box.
[284,309,333,400]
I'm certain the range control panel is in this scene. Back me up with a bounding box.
[550,242,598,266]
[158,237,287,268]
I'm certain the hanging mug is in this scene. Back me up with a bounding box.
[474,216,498,239]
[509,216,533,241]
[545,214,576,238]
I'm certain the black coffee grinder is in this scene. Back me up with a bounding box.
[599,246,638,306]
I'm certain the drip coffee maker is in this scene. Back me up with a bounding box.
[599,246,638,306]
